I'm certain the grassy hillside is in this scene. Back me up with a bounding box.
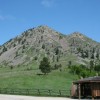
[0,65,78,90]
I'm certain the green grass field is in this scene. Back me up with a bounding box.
[0,65,78,92]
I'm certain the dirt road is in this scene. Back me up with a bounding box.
[0,94,75,100]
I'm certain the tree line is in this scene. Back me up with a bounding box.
[68,60,100,78]
[39,57,100,78]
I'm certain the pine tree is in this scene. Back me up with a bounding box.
[3,46,7,52]
[42,44,45,49]
[90,60,94,72]
[96,52,99,60]
[39,57,51,75]
[91,53,94,59]
[68,61,72,68]
[55,48,59,55]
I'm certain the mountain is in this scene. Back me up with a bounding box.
[0,25,100,68]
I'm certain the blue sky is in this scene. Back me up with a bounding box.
[0,0,100,45]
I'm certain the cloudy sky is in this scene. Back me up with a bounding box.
[0,0,100,45]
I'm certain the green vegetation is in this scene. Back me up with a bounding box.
[0,65,78,91]
[69,63,100,78]
[0,59,100,96]
[39,57,51,75]
[1,60,99,93]
[3,46,7,52]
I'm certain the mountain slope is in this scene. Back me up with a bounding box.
[0,26,100,67]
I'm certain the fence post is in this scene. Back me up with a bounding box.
[59,90,61,96]
[70,89,71,98]
[11,89,13,94]
[26,89,29,95]
[48,90,51,96]
[38,89,40,95]
[5,88,7,94]
[19,89,22,95]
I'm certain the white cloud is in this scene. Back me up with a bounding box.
[41,0,56,8]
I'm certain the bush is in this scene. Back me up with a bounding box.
[69,64,96,78]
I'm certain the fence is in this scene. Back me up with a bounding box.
[0,88,70,97]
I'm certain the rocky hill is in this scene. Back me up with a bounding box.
[0,25,100,68]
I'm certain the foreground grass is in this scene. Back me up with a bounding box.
[0,66,78,91]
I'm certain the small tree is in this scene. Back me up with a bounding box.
[39,57,51,75]
[96,52,99,60]
[34,56,38,60]
[13,43,16,47]
[3,46,7,52]
[55,48,59,55]
[68,61,72,68]
[94,64,100,72]
[91,53,94,59]
[10,65,13,70]
[90,60,94,72]
[42,44,45,49]
[57,56,59,62]
[23,45,25,49]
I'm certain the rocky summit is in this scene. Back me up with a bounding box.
[0,25,100,68]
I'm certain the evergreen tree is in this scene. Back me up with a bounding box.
[52,55,55,62]
[68,61,72,68]
[3,46,7,52]
[91,53,94,59]
[85,50,89,58]
[10,65,13,70]
[90,60,94,72]
[23,45,25,49]
[81,50,85,58]
[96,52,99,60]
[39,57,51,75]
[42,44,45,49]
[55,48,59,55]
[94,64,100,72]
[13,44,16,47]
[57,56,59,62]
[92,48,95,54]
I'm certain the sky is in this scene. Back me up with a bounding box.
[0,0,100,45]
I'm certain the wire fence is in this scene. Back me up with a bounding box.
[0,88,71,97]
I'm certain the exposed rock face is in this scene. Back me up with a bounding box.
[0,25,100,66]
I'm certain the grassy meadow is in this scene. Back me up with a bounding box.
[0,65,78,92]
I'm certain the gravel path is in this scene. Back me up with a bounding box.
[0,94,76,100]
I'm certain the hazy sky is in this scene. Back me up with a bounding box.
[0,0,100,45]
